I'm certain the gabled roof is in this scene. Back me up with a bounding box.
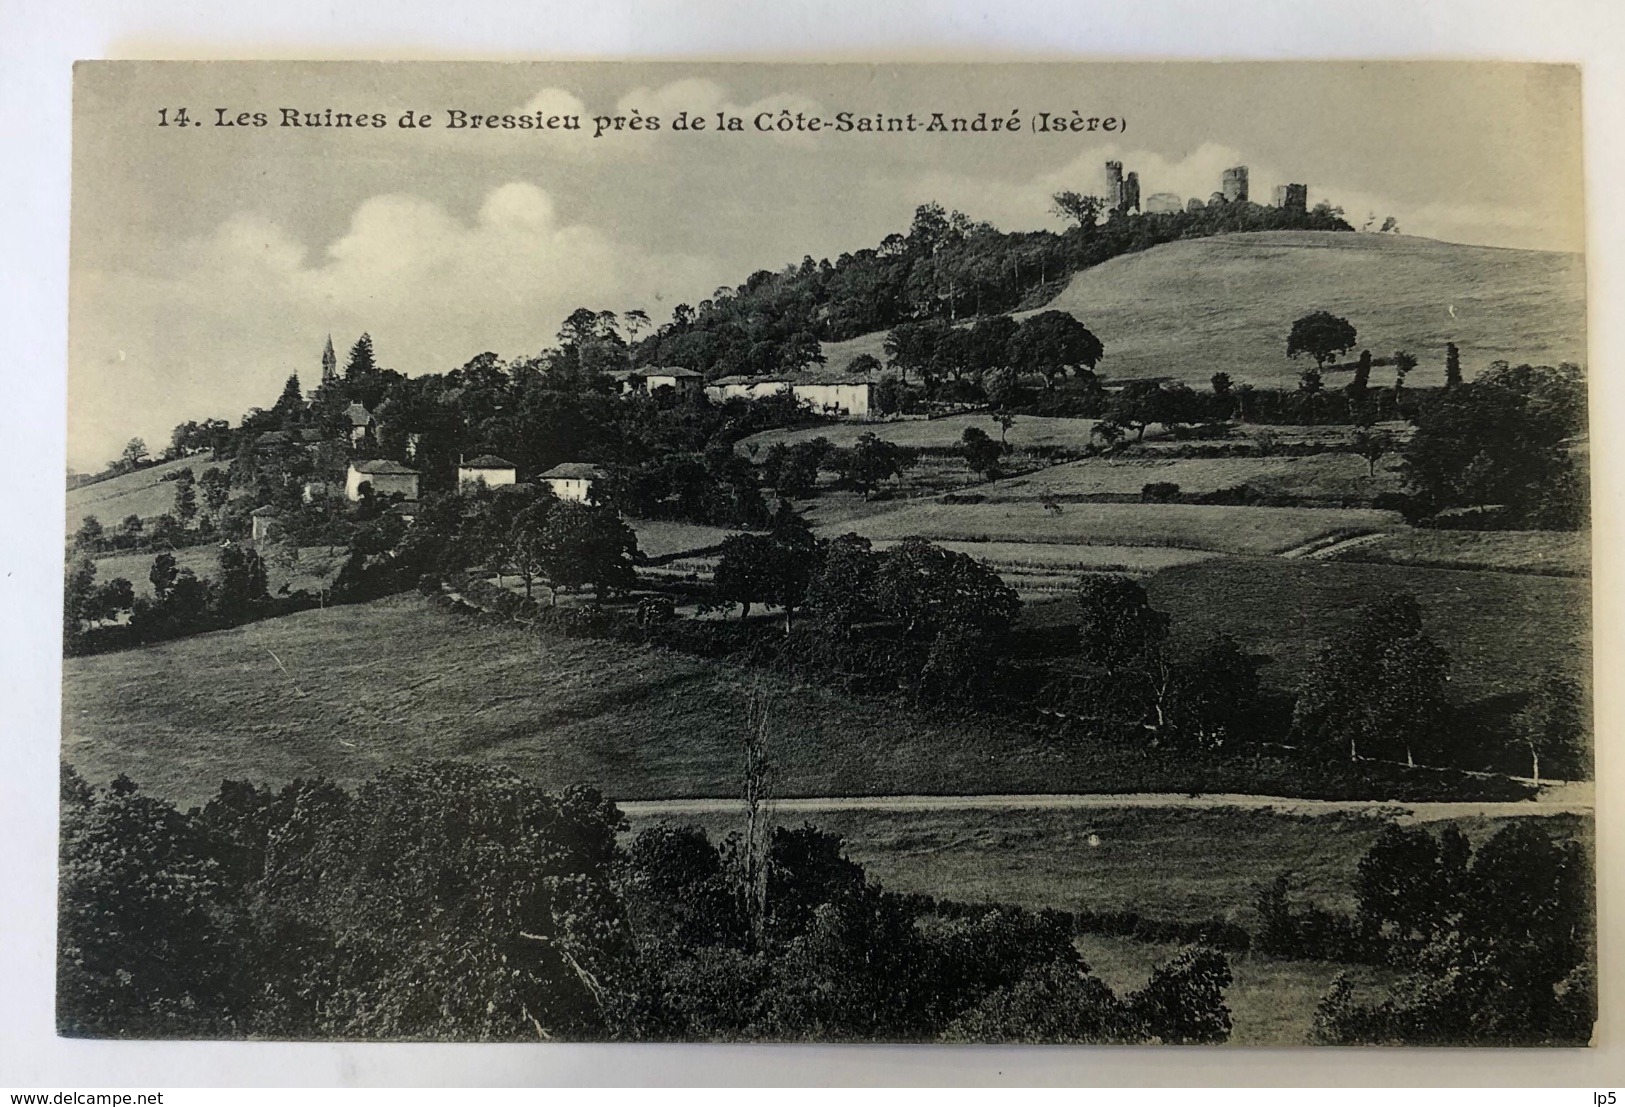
[346,402,373,425]
[350,458,418,476]
[250,505,282,517]
[540,462,607,480]
[461,454,517,470]
[709,374,790,387]
[255,430,292,446]
[794,366,881,386]
[644,366,702,379]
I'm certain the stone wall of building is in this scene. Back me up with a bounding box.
[1222,165,1249,203]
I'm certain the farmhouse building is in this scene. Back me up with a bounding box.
[608,366,704,399]
[346,458,419,502]
[704,375,792,404]
[640,366,703,397]
[540,462,607,503]
[702,373,875,418]
[249,505,281,542]
[346,402,375,445]
[793,375,875,418]
[457,454,518,489]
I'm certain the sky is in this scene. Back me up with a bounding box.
[67,61,1584,471]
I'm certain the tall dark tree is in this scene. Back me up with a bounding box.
[148,552,179,601]
[1516,676,1586,784]
[1049,190,1106,230]
[537,502,638,602]
[1010,311,1104,389]
[1073,575,1169,677]
[1401,365,1581,524]
[1292,592,1451,765]
[1348,349,1373,401]
[199,467,231,514]
[214,544,269,617]
[1392,349,1418,404]
[1286,311,1358,370]
[344,333,377,380]
[172,469,198,526]
[961,426,1003,480]
[714,524,818,630]
[274,373,304,423]
[871,537,1020,640]
[1445,342,1463,389]
[829,433,917,499]
[120,438,150,472]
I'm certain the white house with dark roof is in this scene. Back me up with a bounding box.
[793,378,874,418]
[703,371,875,417]
[249,505,282,542]
[346,458,419,501]
[540,462,607,504]
[641,366,704,398]
[457,454,518,489]
[608,366,704,399]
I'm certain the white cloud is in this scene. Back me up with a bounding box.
[68,182,729,468]
[517,86,589,120]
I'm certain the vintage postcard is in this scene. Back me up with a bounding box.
[60,61,1592,1046]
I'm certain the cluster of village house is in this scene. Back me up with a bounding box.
[251,452,604,541]
[610,365,878,418]
[247,363,878,542]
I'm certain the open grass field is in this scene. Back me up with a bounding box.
[822,232,1586,390]
[66,457,222,532]
[817,500,1397,556]
[621,804,1587,924]
[1129,556,1590,700]
[870,539,1219,574]
[89,545,348,597]
[64,591,1539,812]
[629,519,739,559]
[636,540,1216,601]
[738,413,1099,454]
[61,593,1104,810]
[980,451,1403,502]
[1324,528,1591,577]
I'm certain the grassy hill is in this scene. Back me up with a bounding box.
[66,456,220,533]
[63,591,1544,810]
[821,231,1586,388]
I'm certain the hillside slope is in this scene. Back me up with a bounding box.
[65,456,219,533]
[821,231,1586,389]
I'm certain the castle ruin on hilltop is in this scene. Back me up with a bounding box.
[1099,160,1308,217]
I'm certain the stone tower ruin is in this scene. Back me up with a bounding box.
[1222,165,1249,203]
[1272,182,1308,214]
[1105,160,1125,209]
[1122,171,1141,213]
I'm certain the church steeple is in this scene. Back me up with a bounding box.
[321,334,337,384]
